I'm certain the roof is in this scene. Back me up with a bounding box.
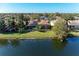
[38,19,49,25]
[40,16,48,20]
[27,20,37,26]
[68,20,79,26]
[74,16,79,20]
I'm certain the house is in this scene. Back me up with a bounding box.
[27,19,38,29]
[68,20,79,30]
[38,19,49,25]
[38,16,49,25]
[74,16,79,20]
[38,16,51,29]
[28,19,38,26]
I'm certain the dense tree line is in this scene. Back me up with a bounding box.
[0,14,31,33]
[0,13,79,33]
[0,13,54,33]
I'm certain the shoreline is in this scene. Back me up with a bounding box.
[0,31,71,40]
[68,31,79,37]
[0,37,52,40]
[0,31,54,40]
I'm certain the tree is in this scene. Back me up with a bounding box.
[9,40,20,47]
[24,15,30,25]
[54,12,62,17]
[4,16,17,32]
[52,39,67,50]
[0,19,6,32]
[31,14,40,19]
[8,20,16,32]
[53,17,67,40]
[0,40,8,46]
[62,14,75,20]
[48,13,54,20]
[17,14,30,33]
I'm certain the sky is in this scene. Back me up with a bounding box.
[0,3,79,13]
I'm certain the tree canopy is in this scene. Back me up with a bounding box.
[52,17,67,40]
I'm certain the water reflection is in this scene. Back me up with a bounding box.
[8,40,20,47]
[52,39,68,51]
[0,40,8,46]
[0,39,20,47]
[0,39,68,48]
[0,38,78,56]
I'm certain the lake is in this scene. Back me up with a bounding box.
[0,37,79,56]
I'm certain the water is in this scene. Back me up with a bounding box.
[0,37,79,56]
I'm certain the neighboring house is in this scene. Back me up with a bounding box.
[38,19,49,25]
[27,19,38,30]
[68,20,79,30]
[27,19,38,27]
[37,16,51,29]
[38,16,49,25]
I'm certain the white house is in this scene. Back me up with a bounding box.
[68,20,79,30]
[74,16,79,20]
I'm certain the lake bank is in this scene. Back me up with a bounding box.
[68,31,79,37]
[0,31,54,40]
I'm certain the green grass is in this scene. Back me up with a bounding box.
[68,31,79,36]
[0,31,54,39]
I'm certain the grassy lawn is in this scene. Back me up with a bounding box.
[68,31,79,36]
[0,31,54,39]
